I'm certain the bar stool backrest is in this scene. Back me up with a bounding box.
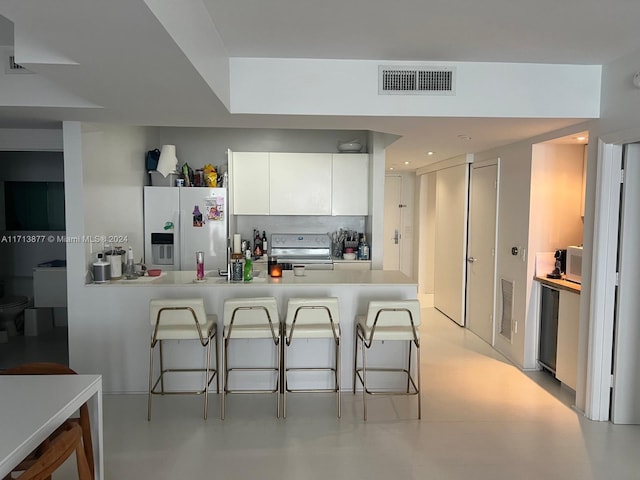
[149,298,207,326]
[223,297,279,327]
[365,300,421,329]
[285,297,340,327]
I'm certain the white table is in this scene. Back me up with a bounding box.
[0,374,103,480]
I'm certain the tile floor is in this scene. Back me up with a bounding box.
[5,305,638,479]
[80,306,639,480]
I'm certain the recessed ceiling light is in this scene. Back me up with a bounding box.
[404,161,410,165]
[576,136,586,141]
[389,167,394,170]
[426,151,434,155]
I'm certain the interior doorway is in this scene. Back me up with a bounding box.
[0,150,68,368]
[465,159,499,345]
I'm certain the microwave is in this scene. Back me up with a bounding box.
[566,245,583,284]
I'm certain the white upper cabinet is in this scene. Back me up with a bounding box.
[332,153,369,215]
[269,153,332,215]
[232,152,270,215]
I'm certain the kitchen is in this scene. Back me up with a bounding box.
[61,123,415,393]
[529,134,586,395]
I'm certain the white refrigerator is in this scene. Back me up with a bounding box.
[143,186,229,273]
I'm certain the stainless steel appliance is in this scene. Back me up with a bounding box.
[538,284,559,373]
[270,233,333,270]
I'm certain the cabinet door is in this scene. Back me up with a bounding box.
[332,154,369,215]
[232,152,269,215]
[556,290,580,390]
[269,153,332,215]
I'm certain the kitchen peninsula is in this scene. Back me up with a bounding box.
[79,269,417,393]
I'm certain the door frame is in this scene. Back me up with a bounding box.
[465,158,500,345]
[584,135,634,421]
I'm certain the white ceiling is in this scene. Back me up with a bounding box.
[1,0,638,170]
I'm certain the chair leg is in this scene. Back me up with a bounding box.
[215,332,220,394]
[336,337,341,419]
[147,343,154,421]
[221,338,227,420]
[204,337,212,420]
[159,340,165,394]
[407,341,413,393]
[276,338,281,419]
[353,330,358,395]
[283,336,287,419]
[362,336,368,421]
[417,343,422,420]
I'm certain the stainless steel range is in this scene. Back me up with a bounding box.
[270,233,334,270]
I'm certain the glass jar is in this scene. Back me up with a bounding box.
[231,259,243,282]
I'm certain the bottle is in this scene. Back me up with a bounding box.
[125,246,136,278]
[253,230,262,257]
[361,234,370,261]
[196,251,205,280]
[243,257,253,282]
[262,231,268,255]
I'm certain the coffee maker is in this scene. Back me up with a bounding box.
[547,249,567,279]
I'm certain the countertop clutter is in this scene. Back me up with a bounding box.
[98,269,412,287]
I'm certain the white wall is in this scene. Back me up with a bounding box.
[231,58,601,118]
[529,143,585,256]
[81,124,150,271]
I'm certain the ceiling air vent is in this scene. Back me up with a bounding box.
[5,54,32,74]
[378,65,455,95]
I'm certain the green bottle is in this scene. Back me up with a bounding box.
[243,258,253,282]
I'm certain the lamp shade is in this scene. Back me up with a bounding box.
[157,145,178,177]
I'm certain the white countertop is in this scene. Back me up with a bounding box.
[92,269,414,287]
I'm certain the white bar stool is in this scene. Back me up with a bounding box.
[221,297,281,419]
[353,299,421,421]
[148,298,219,420]
[283,297,341,418]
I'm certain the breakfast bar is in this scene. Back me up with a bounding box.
[76,269,417,394]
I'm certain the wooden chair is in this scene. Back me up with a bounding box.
[17,423,92,480]
[0,362,94,480]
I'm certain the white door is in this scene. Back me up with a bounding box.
[466,160,498,344]
[434,164,469,326]
[611,143,640,424]
[383,175,402,270]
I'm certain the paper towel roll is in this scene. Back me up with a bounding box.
[233,234,241,254]
[157,145,178,177]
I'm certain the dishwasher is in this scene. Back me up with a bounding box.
[538,285,559,373]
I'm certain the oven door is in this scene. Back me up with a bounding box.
[277,257,334,270]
